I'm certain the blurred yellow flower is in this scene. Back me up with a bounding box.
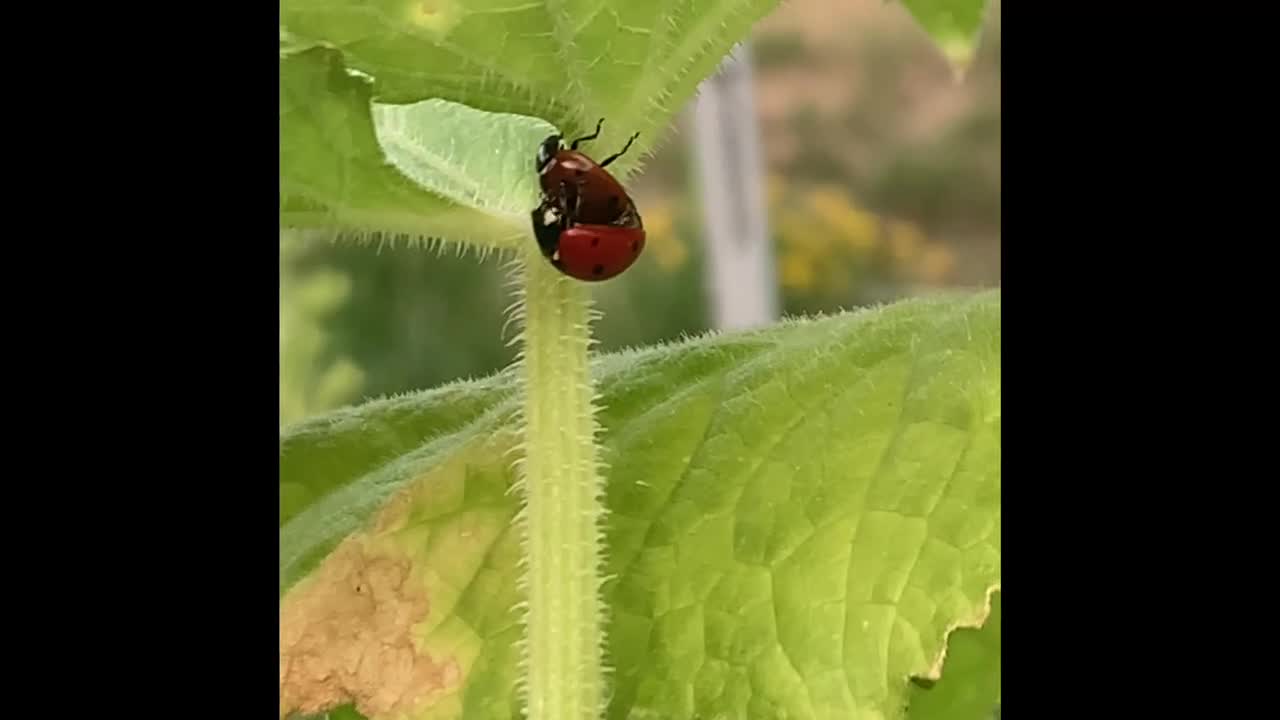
[644,202,673,237]
[641,202,688,271]
[914,243,957,284]
[780,251,816,291]
[808,186,878,252]
[887,220,926,265]
[777,212,826,255]
[699,181,947,299]
[806,185,844,210]
[771,184,938,298]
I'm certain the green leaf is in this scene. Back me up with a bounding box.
[280,47,553,249]
[900,0,991,76]
[282,0,780,170]
[280,0,784,245]
[905,591,1001,720]
[279,233,366,425]
[280,291,1001,720]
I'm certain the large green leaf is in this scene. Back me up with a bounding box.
[279,0,784,246]
[281,0,780,168]
[280,291,1001,720]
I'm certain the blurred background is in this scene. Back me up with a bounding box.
[280,0,1001,426]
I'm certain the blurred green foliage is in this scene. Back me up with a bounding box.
[280,235,517,421]
[280,234,365,425]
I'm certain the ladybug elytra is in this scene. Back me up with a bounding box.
[531,195,645,282]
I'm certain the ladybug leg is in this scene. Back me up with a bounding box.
[557,180,581,228]
[599,132,640,168]
[572,179,587,220]
[570,118,604,150]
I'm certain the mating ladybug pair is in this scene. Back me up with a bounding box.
[531,119,646,281]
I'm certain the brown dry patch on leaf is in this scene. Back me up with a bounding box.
[280,534,460,718]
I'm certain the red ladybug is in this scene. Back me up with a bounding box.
[530,118,646,281]
[536,118,641,226]
[531,192,645,282]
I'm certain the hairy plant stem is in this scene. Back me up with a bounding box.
[515,253,607,719]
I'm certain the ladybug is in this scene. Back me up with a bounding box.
[531,187,645,282]
[536,118,641,226]
[530,118,646,282]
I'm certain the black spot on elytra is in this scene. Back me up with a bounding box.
[592,264,605,275]
[591,237,600,247]
[630,240,639,253]
[608,196,620,214]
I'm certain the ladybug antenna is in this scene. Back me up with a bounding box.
[599,132,640,169]
[570,118,604,150]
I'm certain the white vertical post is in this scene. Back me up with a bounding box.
[689,42,779,331]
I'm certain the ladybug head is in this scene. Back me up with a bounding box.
[537,135,562,173]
